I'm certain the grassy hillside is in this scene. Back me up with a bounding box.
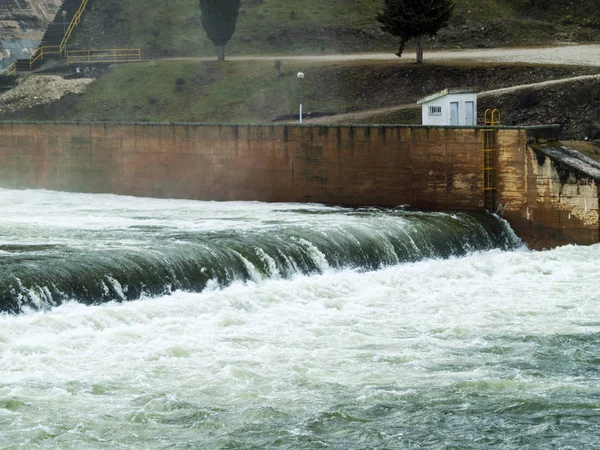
[69,0,600,58]
[4,60,596,126]
[4,1,598,139]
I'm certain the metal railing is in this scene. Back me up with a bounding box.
[22,0,92,71]
[66,48,142,64]
[482,108,501,211]
[25,0,89,69]
[484,108,501,126]
[59,0,88,55]
[0,63,16,76]
[29,46,61,69]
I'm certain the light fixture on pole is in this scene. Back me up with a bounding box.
[62,10,67,56]
[297,71,304,125]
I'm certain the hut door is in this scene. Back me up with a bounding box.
[450,102,459,126]
[465,101,475,126]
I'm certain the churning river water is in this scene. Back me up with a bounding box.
[0,189,599,449]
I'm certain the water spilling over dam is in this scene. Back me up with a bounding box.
[0,189,518,313]
[1,189,599,448]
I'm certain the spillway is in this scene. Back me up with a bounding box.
[1,189,599,448]
[0,189,518,314]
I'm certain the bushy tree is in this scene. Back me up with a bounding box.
[199,0,241,61]
[377,0,454,64]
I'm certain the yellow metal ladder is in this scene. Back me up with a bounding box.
[482,109,500,212]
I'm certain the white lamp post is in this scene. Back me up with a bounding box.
[297,71,304,125]
[62,10,67,56]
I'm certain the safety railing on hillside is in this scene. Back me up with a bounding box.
[29,46,61,69]
[0,63,16,76]
[59,0,88,55]
[66,48,142,64]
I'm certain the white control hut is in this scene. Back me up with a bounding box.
[417,89,477,126]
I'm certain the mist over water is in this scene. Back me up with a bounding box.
[0,189,599,448]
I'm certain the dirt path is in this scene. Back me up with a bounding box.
[481,73,600,96]
[203,44,600,67]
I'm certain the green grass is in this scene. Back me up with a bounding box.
[71,0,394,57]
[70,60,315,122]
[69,0,600,58]
[65,59,408,122]
[7,60,597,124]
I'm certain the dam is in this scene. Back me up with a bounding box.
[0,122,599,447]
[0,120,597,248]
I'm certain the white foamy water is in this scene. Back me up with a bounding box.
[0,189,599,448]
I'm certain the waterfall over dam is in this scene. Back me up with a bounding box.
[0,188,599,448]
[0,189,519,314]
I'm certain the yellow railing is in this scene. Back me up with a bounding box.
[482,108,501,211]
[66,48,142,64]
[0,63,16,76]
[484,108,501,126]
[26,0,89,69]
[59,0,88,55]
[29,46,61,69]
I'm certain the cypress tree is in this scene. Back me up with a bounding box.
[199,0,241,61]
[377,0,454,64]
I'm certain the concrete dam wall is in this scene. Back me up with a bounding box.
[497,141,600,249]
[0,121,597,249]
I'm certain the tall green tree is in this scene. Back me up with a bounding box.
[199,0,241,61]
[377,0,454,64]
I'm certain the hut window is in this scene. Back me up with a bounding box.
[428,106,442,116]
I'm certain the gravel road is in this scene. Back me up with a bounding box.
[223,44,600,67]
